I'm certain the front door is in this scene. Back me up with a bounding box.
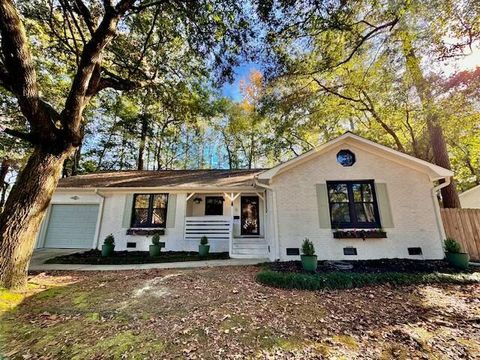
[241,196,260,235]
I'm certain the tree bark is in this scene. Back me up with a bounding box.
[401,30,461,208]
[0,146,71,289]
[137,114,148,170]
[0,159,11,210]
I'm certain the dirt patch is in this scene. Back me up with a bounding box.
[1,266,479,359]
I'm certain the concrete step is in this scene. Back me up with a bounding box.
[232,243,268,250]
[231,248,269,256]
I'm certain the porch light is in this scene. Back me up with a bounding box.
[193,197,202,204]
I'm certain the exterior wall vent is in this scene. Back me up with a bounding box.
[126,242,137,249]
[343,247,357,256]
[286,248,300,256]
[408,247,422,255]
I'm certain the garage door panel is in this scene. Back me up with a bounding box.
[44,204,99,248]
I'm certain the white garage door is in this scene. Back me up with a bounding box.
[43,204,99,248]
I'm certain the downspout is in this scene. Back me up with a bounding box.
[255,179,280,261]
[431,177,451,254]
[94,189,106,249]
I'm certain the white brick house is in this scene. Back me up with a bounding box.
[36,133,453,261]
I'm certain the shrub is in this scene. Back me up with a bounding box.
[255,269,479,291]
[301,238,315,256]
[104,234,115,246]
[200,236,208,245]
[444,238,461,253]
[151,233,161,245]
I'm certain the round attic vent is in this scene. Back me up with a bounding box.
[336,149,356,167]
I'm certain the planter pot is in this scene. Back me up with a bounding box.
[101,244,114,257]
[446,252,470,269]
[149,244,161,257]
[199,244,210,257]
[301,255,318,272]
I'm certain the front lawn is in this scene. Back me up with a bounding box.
[45,249,230,264]
[1,266,479,359]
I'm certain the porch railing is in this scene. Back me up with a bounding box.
[184,216,232,241]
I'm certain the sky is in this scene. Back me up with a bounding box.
[221,61,262,101]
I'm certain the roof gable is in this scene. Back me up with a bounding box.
[257,132,453,181]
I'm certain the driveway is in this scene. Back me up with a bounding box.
[30,248,87,268]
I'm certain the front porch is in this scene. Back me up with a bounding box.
[183,191,269,258]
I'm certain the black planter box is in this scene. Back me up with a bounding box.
[333,230,387,239]
[126,229,165,236]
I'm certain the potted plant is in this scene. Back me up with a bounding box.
[101,234,115,257]
[199,236,210,257]
[444,238,469,269]
[149,233,165,257]
[301,238,317,272]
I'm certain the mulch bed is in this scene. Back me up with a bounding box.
[45,249,230,264]
[266,259,478,274]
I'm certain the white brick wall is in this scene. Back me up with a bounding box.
[271,143,445,260]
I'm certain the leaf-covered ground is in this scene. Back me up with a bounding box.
[1,266,479,359]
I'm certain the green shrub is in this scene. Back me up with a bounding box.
[444,238,461,253]
[255,270,479,291]
[200,236,208,245]
[301,238,315,256]
[151,233,161,245]
[104,234,115,246]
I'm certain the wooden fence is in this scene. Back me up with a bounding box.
[441,208,480,261]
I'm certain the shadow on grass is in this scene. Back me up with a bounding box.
[1,267,479,359]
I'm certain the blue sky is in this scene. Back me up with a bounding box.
[221,61,262,101]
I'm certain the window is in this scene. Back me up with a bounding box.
[337,149,356,167]
[131,194,168,228]
[205,196,224,215]
[327,181,381,229]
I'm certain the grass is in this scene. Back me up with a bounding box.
[255,269,480,290]
[1,267,479,358]
[45,249,230,264]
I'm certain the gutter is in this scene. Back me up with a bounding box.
[431,177,451,251]
[254,179,280,261]
[94,189,106,249]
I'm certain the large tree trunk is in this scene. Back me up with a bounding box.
[401,30,461,208]
[137,115,148,170]
[0,146,71,289]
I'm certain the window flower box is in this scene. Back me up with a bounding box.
[333,230,387,239]
[126,229,165,236]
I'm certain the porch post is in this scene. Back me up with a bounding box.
[229,192,235,256]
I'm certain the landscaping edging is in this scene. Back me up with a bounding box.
[255,269,480,291]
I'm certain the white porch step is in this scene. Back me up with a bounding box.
[233,243,268,250]
[231,238,269,258]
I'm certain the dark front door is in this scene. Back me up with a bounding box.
[241,196,260,235]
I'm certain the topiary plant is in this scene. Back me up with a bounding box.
[301,238,315,256]
[200,236,208,245]
[152,233,161,245]
[104,234,115,245]
[444,238,461,253]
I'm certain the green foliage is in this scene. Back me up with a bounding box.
[301,238,315,256]
[444,238,462,253]
[256,270,479,291]
[200,236,209,245]
[151,234,161,246]
[104,234,115,246]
